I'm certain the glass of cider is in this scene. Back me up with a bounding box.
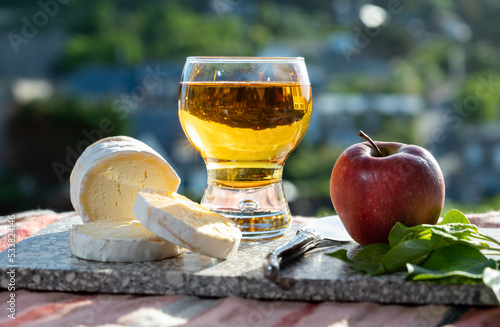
[178,57,312,239]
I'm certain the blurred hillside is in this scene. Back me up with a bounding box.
[1,0,500,215]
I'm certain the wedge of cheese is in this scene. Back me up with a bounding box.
[70,218,183,262]
[70,136,180,223]
[133,189,242,259]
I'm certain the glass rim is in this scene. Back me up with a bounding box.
[185,56,305,63]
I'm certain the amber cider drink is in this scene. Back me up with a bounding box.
[178,57,312,239]
[179,82,311,185]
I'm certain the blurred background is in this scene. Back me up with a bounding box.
[1,0,500,216]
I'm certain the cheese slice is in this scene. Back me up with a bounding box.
[133,189,242,259]
[70,136,180,223]
[70,218,182,262]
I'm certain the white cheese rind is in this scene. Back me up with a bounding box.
[133,189,242,260]
[70,136,180,223]
[70,219,182,262]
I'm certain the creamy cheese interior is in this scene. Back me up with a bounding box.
[141,189,238,234]
[133,188,242,259]
[81,154,179,222]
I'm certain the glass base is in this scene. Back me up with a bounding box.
[201,182,291,240]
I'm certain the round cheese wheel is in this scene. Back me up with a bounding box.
[70,218,182,262]
[70,136,180,223]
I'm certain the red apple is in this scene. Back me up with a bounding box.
[330,131,445,246]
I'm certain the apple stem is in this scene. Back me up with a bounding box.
[358,130,383,157]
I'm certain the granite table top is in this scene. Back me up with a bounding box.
[0,215,499,306]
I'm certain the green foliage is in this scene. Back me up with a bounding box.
[367,25,415,58]
[455,71,500,123]
[375,116,418,144]
[315,206,336,217]
[439,208,472,224]
[443,195,500,214]
[464,41,500,73]
[326,210,500,299]
[3,96,131,212]
[391,61,424,95]
[58,0,145,71]
[6,97,130,185]
[407,244,496,281]
[286,141,339,180]
[58,0,274,71]
[327,243,391,275]
[284,141,344,199]
[326,73,414,94]
[9,97,129,133]
[326,68,424,95]
[391,38,452,93]
[144,2,254,58]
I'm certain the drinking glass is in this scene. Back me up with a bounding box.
[178,57,312,239]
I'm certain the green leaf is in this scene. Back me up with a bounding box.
[388,222,414,247]
[325,249,365,271]
[439,209,470,225]
[387,221,478,249]
[408,223,479,239]
[325,249,350,263]
[379,234,449,274]
[402,223,500,252]
[483,267,500,301]
[352,243,392,275]
[325,243,390,275]
[325,207,500,300]
[406,244,496,281]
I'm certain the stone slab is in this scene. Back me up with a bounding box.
[0,215,499,306]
